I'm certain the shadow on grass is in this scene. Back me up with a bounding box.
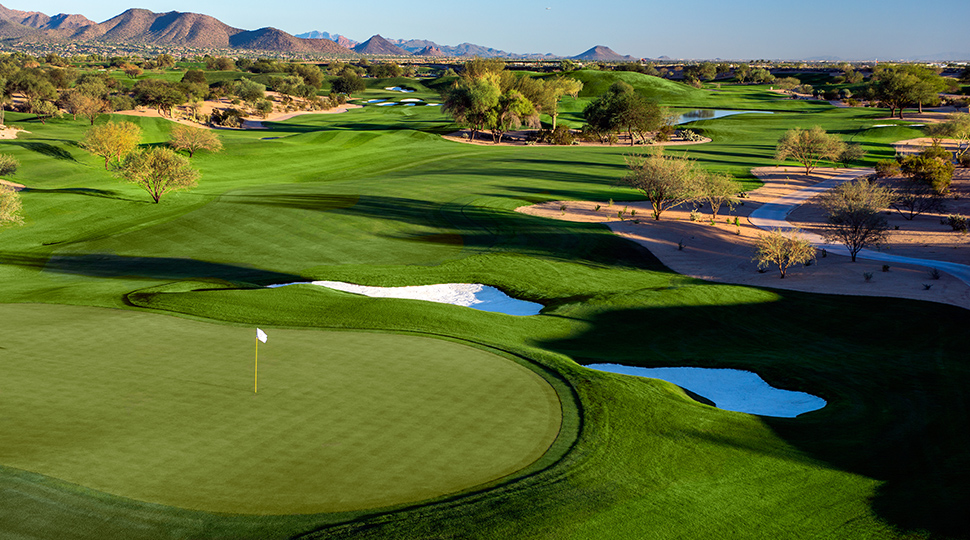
[0,251,305,284]
[6,140,78,161]
[539,294,970,538]
[22,187,145,203]
[224,192,668,271]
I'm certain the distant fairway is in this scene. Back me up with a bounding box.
[0,304,562,515]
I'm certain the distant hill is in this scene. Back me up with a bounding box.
[353,34,410,56]
[0,3,355,54]
[415,45,445,57]
[296,30,358,49]
[571,45,636,62]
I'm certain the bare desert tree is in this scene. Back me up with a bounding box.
[698,172,741,222]
[890,176,946,220]
[82,121,142,169]
[754,229,816,278]
[169,124,223,158]
[775,126,845,175]
[118,147,199,203]
[820,179,895,262]
[621,148,700,220]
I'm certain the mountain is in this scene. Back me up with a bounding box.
[353,34,410,56]
[0,3,355,54]
[296,30,358,48]
[415,45,445,57]
[571,45,636,61]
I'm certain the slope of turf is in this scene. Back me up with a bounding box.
[0,303,562,515]
[2,81,969,540]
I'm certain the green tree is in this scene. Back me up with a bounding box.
[330,72,365,97]
[0,154,22,227]
[584,81,662,146]
[490,90,538,143]
[82,121,142,170]
[543,76,583,129]
[820,179,895,262]
[155,54,175,69]
[443,73,501,142]
[775,126,846,175]
[620,148,701,220]
[754,229,817,278]
[168,124,223,158]
[133,80,187,115]
[181,69,207,85]
[7,69,57,110]
[117,147,199,203]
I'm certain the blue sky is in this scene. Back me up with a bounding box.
[12,0,970,60]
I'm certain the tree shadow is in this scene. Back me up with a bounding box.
[22,187,145,203]
[538,293,970,538]
[6,140,78,161]
[0,251,305,284]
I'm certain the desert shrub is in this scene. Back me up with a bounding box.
[875,159,902,178]
[901,154,954,194]
[106,95,136,112]
[679,129,704,142]
[210,108,245,128]
[921,143,951,161]
[959,153,970,168]
[945,214,968,231]
[539,125,575,146]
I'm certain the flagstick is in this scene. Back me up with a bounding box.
[254,339,258,394]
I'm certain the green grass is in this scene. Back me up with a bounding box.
[0,303,562,515]
[1,79,969,539]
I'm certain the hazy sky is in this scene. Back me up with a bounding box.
[12,0,970,59]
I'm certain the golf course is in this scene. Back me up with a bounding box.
[2,68,969,540]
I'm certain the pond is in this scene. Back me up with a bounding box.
[674,109,773,125]
[267,281,543,316]
[586,364,826,417]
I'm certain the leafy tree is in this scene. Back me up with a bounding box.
[820,178,895,262]
[121,63,143,79]
[734,64,751,83]
[7,70,57,109]
[754,229,816,278]
[697,172,740,221]
[82,121,142,169]
[543,76,583,129]
[750,68,775,84]
[774,77,801,91]
[181,69,207,85]
[168,124,223,158]
[584,81,662,146]
[331,72,365,97]
[901,152,955,195]
[367,62,403,78]
[620,148,701,220]
[154,54,175,69]
[775,126,846,175]
[133,79,187,115]
[443,73,501,141]
[29,99,59,123]
[288,64,324,89]
[117,147,199,203]
[490,90,538,143]
[0,153,16,176]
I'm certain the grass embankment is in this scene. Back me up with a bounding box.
[1,76,968,539]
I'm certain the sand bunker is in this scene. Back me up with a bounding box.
[587,364,826,417]
[384,87,415,93]
[400,98,423,102]
[268,281,543,316]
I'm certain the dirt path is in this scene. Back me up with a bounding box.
[517,167,970,310]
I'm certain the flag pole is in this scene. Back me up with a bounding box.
[254,338,258,394]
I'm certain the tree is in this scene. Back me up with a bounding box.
[900,153,955,195]
[889,175,947,220]
[82,121,142,170]
[133,79,187,115]
[837,143,866,168]
[154,54,175,69]
[775,126,846,175]
[584,81,662,146]
[7,70,57,110]
[29,99,59,123]
[490,90,538,143]
[117,147,199,203]
[819,178,895,262]
[543,76,583,129]
[121,63,143,79]
[698,172,741,222]
[169,124,223,158]
[754,229,816,278]
[0,154,22,227]
[774,77,801,91]
[181,69,207,85]
[621,148,701,220]
[933,113,970,159]
[330,72,365,97]
[443,74,501,142]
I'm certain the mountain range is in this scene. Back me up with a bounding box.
[0,3,638,60]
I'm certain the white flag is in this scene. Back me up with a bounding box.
[256,328,268,343]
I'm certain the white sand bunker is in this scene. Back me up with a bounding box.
[366,99,387,103]
[384,86,415,93]
[400,98,423,102]
[587,364,826,418]
[269,281,543,316]
[377,102,397,107]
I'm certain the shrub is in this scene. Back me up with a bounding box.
[679,129,704,142]
[210,108,245,128]
[875,159,902,178]
[539,125,575,146]
[945,214,968,231]
[901,154,954,195]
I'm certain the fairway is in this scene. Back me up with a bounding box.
[0,303,562,515]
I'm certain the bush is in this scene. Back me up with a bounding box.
[538,125,575,146]
[959,153,970,168]
[945,214,968,232]
[210,108,245,128]
[922,143,951,161]
[875,159,902,178]
[679,129,705,142]
[901,154,954,195]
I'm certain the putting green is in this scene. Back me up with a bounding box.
[0,304,562,515]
